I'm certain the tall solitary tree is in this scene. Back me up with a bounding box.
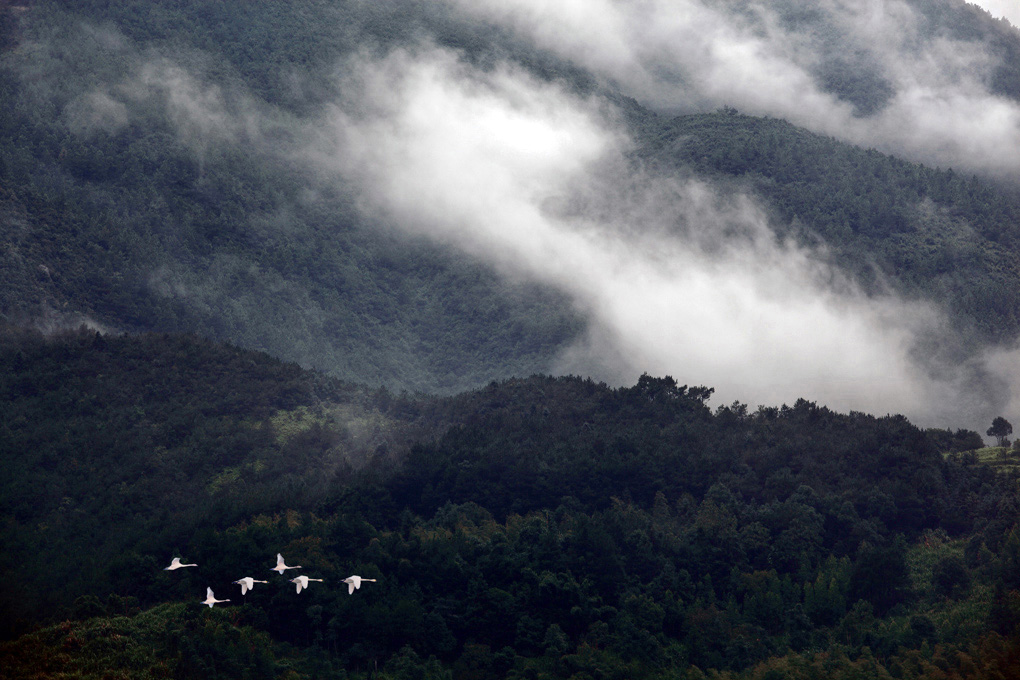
[987,417,1013,447]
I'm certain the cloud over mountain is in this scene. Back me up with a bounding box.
[8,2,1019,428]
[311,44,1011,425]
[443,0,1020,179]
[970,0,1020,27]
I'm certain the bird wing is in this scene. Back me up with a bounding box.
[241,583,249,595]
[348,581,355,595]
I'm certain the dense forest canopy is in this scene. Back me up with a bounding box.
[1,327,1019,679]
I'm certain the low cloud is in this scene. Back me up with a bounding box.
[25,13,1019,428]
[64,90,129,135]
[444,0,1020,179]
[313,44,1006,426]
[50,25,286,168]
[122,59,287,169]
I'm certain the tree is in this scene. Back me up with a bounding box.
[850,539,912,616]
[932,555,971,598]
[987,417,1013,447]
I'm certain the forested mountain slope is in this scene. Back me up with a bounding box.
[0,326,395,636]
[2,1,1020,397]
[2,328,1019,678]
[0,0,583,393]
[4,1,1020,678]
[640,111,1020,343]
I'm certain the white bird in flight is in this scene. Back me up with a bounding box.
[201,587,230,608]
[164,557,197,570]
[342,575,377,595]
[233,577,268,595]
[290,575,324,594]
[271,553,301,574]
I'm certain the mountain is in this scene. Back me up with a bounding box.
[0,0,584,394]
[639,111,1020,343]
[2,0,1020,416]
[2,327,1019,679]
[3,2,1020,677]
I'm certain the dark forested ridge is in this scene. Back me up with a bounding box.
[2,328,1019,678]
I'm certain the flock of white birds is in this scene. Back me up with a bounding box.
[164,554,376,608]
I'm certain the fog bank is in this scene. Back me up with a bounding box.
[313,45,1011,426]
[36,14,1020,428]
[445,0,1020,179]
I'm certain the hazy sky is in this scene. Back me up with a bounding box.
[970,0,1020,26]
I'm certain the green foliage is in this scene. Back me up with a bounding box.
[954,446,1020,474]
[987,416,1013,447]
[2,330,1018,678]
[925,427,985,453]
[932,554,972,599]
[850,538,912,616]
[0,325,427,639]
[803,556,851,626]
[0,602,279,680]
